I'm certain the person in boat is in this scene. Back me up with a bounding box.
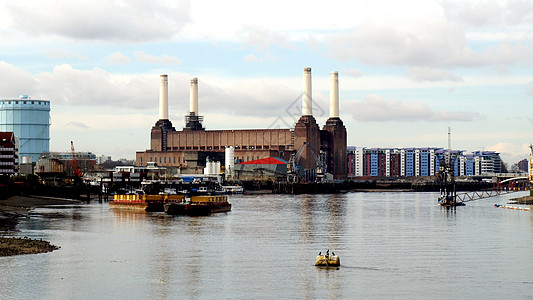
[318,252,321,256]
[332,252,335,256]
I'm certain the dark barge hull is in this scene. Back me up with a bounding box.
[164,203,231,216]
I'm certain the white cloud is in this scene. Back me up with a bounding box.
[442,0,533,26]
[344,94,481,122]
[326,13,533,69]
[343,69,364,78]
[405,67,464,82]
[134,51,181,65]
[243,54,261,63]
[32,64,166,108]
[239,25,296,51]
[485,142,531,164]
[44,49,88,61]
[327,18,479,67]
[527,82,533,97]
[0,61,37,97]
[5,0,191,42]
[441,1,502,27]
[105,52,131,65]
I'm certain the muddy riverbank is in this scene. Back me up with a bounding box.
[0,196,81,256]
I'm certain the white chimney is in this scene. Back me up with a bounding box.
[190,78,198,116]
[329,71,339,118]
[302,67,312,116]
[159,74,168,120]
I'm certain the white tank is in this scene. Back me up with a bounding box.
[21,156,32,164]
[215,161,221,174]
[204,160,212,175]
[225,146,235,179]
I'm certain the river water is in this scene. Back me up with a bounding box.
[1,191,533,299]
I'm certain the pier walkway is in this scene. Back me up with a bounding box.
[457,176,529,203]
[458,189,521,203]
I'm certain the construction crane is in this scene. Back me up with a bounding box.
[287,143,307,183]
[306,146,326,182]
[71,141,82,177]
[287,142,326,182]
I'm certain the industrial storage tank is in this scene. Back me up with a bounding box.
[0,96,50,162]
[225,146,234,180]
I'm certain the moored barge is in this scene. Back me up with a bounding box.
[164,195,231,216]
[110,194,186,212]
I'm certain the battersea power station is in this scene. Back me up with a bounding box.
[136,68,347,180]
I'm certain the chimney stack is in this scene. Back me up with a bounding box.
[302,67,312,116]
[159,74,168,120]
[329,71,339,118]
[189,78,198,116]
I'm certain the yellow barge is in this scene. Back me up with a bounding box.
[109,194,186,212]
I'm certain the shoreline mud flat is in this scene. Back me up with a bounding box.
[509,195,533,205]
[0,237,59,256]
[0,196,80,256]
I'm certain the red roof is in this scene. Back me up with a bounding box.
[237,157,287,165]
[0,132,14,141]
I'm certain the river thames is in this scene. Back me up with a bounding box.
[1,191,532,299]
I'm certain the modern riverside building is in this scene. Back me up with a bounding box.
[0,96,50,163]
[0,132,17,175]
[347,147,503,178]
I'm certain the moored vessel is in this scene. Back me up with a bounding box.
[109,194,186,212]
[164,195,231,216]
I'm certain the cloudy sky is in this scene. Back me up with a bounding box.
[0,0,532,164]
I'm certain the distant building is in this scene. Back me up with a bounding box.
[136,70,347,180]
[234,157,288,181]
[0,132,17,176]
[528,151,533,183]
[97,155,112,164]
[44,151,97,175]
[347,147,502,178]
[0,96,50,162]
[517,158,528,172]
[472,151,502,174]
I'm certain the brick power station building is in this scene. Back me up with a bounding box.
[136,68,347,180]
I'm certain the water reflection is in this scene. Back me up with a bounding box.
[2,192,533,299]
